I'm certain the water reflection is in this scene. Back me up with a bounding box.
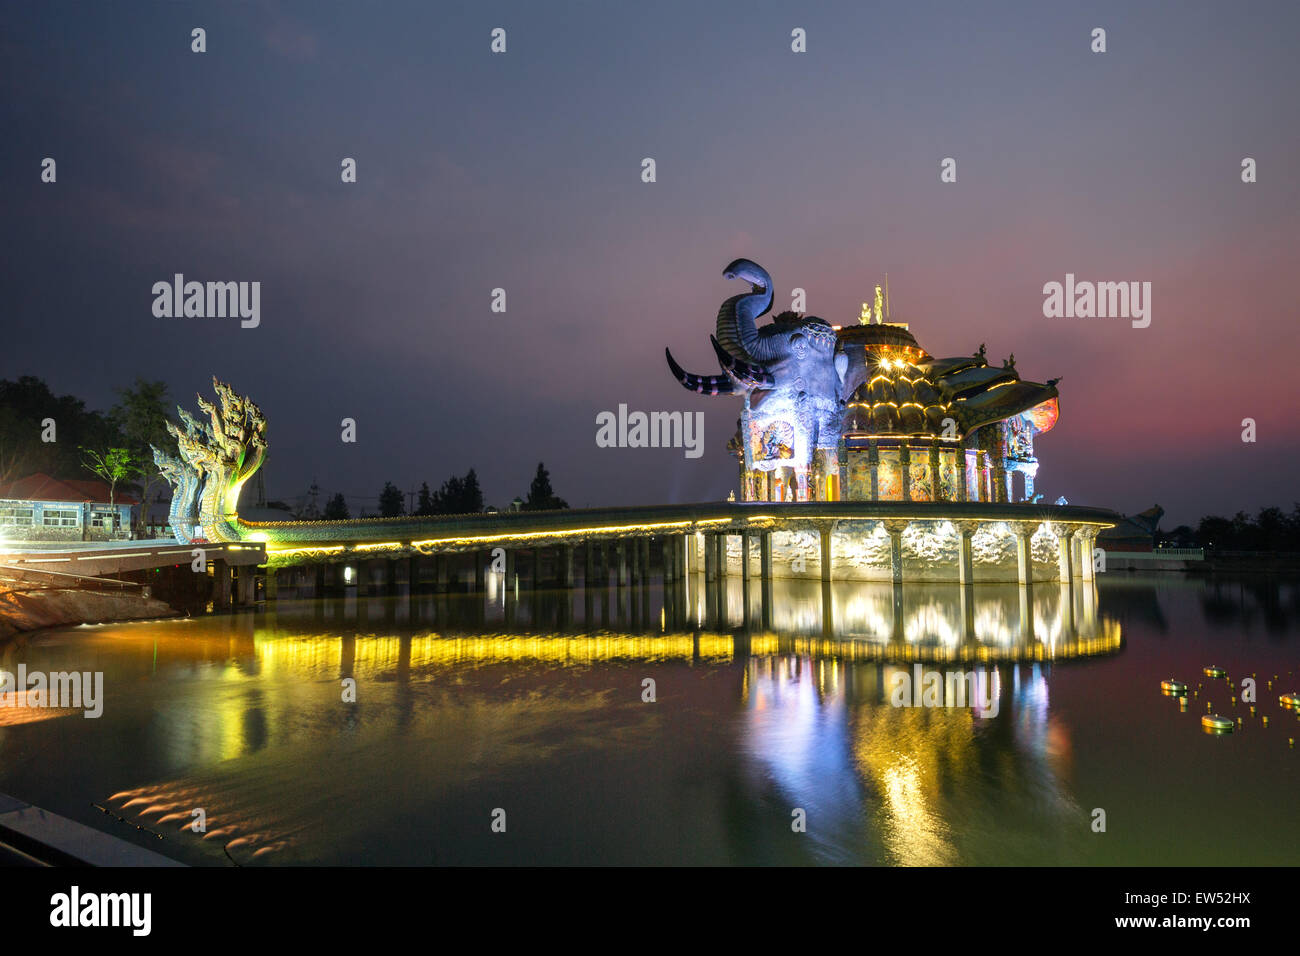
[42,571,1300,865]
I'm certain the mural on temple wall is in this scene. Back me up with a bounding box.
[939,453,961,501]
[666,259,1063,503]
[909,460,933,502]
[877,450,903,500]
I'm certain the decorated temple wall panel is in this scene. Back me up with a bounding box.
[846,453,871,500]
[768,530,823,580]
[938,451,961,501]
[971,523,1017,567]
[908,458,933,502]
[830,521,893,581]
[877,450,903,501]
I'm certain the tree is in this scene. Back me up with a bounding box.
[0,376,121,482]
[415,481,434,516]
[461,468,484,513]
[521,462,568,511]
[110,378,172,534]
[379,481,404,517]
[80,447,138,522]
[323,493,350,520]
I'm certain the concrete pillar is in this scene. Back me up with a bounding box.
[1081,530,1097,583]
[741,533,752,623]
[759,530,773,629]
[264,567,278,602]
[584,541,595,587]
[715,533,727,580]
[617,541,628,587]
[956,520,977,587]
[704,533,717,583]
[929,442,942,501]
[640,538,650,583]
[884,520,908,585]
[1014,523,1034,586]
[213,560,231,609]
[504,548,516,591]
[819,525,833,584]
[385,559,398,595]
[1055,526,1075,583]
[314,563,326,598]
[561,544,574,588]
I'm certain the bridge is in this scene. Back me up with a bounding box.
[256,499,1118,594]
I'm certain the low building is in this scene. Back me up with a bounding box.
[0,473,137,543]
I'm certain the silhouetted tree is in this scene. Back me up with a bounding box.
[379,481,404,517]
[521,462,568,511]
[110,378,172,533]
[323,493,350,520]
[415,481,434,516]
[0,376,122,482]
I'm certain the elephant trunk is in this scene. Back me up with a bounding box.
[716,258,776,364]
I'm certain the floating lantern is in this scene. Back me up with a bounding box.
[1204,665,1226,678]
[1160,679,1188,695]
[1202,714,1233,734]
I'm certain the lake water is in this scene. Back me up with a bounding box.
[1,572,1297,865]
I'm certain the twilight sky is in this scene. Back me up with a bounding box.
[2,1,1298,526]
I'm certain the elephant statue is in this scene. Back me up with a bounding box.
[666,258,847,500]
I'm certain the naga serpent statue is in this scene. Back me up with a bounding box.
[150,444,201,544]
[665,258,847,500]
[155,378,267,543]
[154,378,508,549]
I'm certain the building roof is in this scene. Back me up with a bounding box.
[0,473,138,505]
[838,331,1060,441]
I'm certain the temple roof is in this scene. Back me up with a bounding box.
[837,329,1059,440]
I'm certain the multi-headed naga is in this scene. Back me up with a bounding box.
[157,377,268,543]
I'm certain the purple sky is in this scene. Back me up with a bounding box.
[2,1,1298,526]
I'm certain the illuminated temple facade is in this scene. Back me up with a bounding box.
[666,259,1058,504]
[739,315,1058,504]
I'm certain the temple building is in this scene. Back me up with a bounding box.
[722,292,1059,505]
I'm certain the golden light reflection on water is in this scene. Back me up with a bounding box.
[3,578,1123,865]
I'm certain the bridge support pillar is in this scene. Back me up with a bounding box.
[957,521,977,587]
[759,530,773,628]
[741,533,752,624]
[264,568,278,602]
[561,545,574,588]
[819,525,833,584]
[884,520,908,586]
[212,560,231,609]
[1014,523,1034,587]
[704,533,717,583]
[715,533,728,581]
